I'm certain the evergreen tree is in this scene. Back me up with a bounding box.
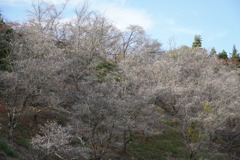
[231,45,238,60]
[192,35,202,48]
[217,50,228,59]
[210,47,217,57]
[0,13,13,71]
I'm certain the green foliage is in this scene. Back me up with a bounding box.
[203,101,215,113]
[0,139,18,157]
[96,61,116,71]
[187,121,203,142]
[210,47,217,57]
[217,50,228,59]
[0,14,14,71]
[96,61,115,78]
[231,45,239,60]
[95,61,121,82]
[192,35,202,48]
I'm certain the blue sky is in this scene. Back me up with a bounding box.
[1,0,239,53]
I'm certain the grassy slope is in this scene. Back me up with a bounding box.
[127,127,189,160]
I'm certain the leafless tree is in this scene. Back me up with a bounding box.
[119,46,240,158]
[65,3,121,63]
[31,121,72,159]
[120,25,145,59]
[2,0,239,159]
[0,0,70,142]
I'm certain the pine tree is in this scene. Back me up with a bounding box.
[0,13,13,71]
[192,35,202,48]
[210,47,217,57]
[217,50,228,59]
[231,45,238,60]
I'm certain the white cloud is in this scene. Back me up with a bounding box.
[62,0,153,31]
[88,0,154,31]
[2,0,153,31]
[103,6,153,31]
[67,0,153,30]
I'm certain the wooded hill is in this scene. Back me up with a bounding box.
[0,1,240,160]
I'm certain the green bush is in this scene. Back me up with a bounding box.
[0,16,14,71]
[0,140,18,157]
[95,61,121,82]
[232,57,240,62]
[96,61,116,71]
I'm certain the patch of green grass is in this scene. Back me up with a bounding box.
[127,128,189,160]
[0,139,18,157]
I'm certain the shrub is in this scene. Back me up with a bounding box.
[0,140,18,157]
[96,61,116,71]
[0,16,14,71]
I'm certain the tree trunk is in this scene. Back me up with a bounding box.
[189,150,196,160]
[123,130,131,154]
[8,124,14,142]
[8,110,17,142]
[123,130,127,153]
[33,113,38,128]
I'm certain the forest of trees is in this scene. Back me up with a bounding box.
[0,1,240,160]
